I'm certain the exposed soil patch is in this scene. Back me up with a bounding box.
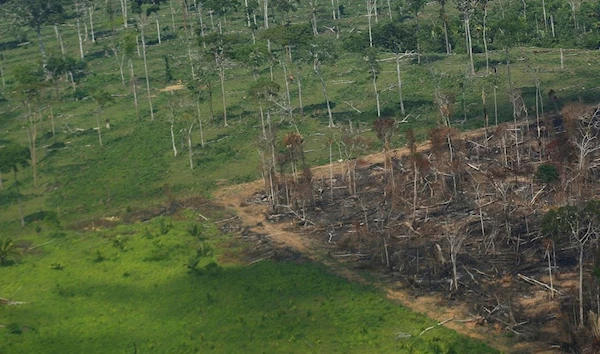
[214,110,600,353]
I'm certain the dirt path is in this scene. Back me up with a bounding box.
[213,123,557,353]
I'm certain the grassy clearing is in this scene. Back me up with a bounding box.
[1,217,496,354]
[1,1,599,226]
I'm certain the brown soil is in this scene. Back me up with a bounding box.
[212,122,566,353]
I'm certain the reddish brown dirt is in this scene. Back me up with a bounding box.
[213,124,561,353]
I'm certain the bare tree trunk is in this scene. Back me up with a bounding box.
[310,0,318,36]
[196,102,205,147]
[372,71,380,117]
[483,4,489,73]
[14,170,24,227]
[367,0,373,47]
[95,113,103,147]
[464,17,475,76]
[493,84,498,125]
[297,70,304,117]
[412,161,418,220]
[77,19,85,59]
[281,60,293,120]
[264,0,269,29]
[50,106,56,139]
[140,25,155,120]
[121,0,128,28]
[316,69,334,127]
[187,123,194,169]
[115,52,126,86]
[396,54,405,116]
[329,141,334,202]
[169,116,178,157]
[89,6,96,42]
[54,25,66,56]
[542,0,548,32]
[129,59,140,120]
[579,246,585,327]
[330,0,336,19]
[156,19,162,44]
[219,65,228,126]
[387,0,392,20]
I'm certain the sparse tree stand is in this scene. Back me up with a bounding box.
[407,0,426,64]
[5,0,65,65]
[0,144,30,227]
[92,90,115,147]
[457,0,475,76]
[139,17,155,120]
[543,203,600,328]
[307,39,337,128]
[364,48,381,117]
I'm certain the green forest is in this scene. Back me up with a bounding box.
[1,0,600,352]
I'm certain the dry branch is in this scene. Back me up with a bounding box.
[419,317,454,337]
[517,273,561,294]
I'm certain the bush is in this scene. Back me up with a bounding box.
[536,163,560,184]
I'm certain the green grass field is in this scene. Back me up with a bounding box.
[1,217,497,354]
[1,0,599,352]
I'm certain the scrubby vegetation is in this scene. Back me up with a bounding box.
[1,0,599,352]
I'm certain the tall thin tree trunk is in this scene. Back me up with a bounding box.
[121,0,128,28]
[196,101,205,147]
[219,64,228,126]
[316,69,334,127]
[281,60,293,120]
[331,0,336,19]
[14,169,24,227]
[396,54,405,116]
[156,19,162,44]
[96,113,103,146]
[170,119,177,156]
[542,0,548,32]
[372,71,380,117]
[579,246,585,327]
[54,25,66,56]
[129,59,140,120]
[188,123,194,169]
[367,0,373,47]
[89,7,96,42]
[264,0,269,29]
[77,19,84,59]
[50,106,56,139]
[297,70,304,117]
[465,17,475,75]
[140,26,155,120]
[483,4,489,73]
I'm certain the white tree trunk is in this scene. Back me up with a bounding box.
[129,59,140,120]
[156,19,161,44]
[396,55,405,116]
[264,0,269,29]
[121,0,128,28]
[89,7,96,42]
[188,123,194,169]
[170,120,177,157]
[316,69,334,127]
[95,113,103,147]
[219,64,228,126]
[141,26,155,120]
[297,72,304,117]
[54,25,66,56]
[77,18,85,59]
[372,72,380,117]
[196,101,205,147]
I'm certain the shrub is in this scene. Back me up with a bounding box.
[535,163,560,184]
